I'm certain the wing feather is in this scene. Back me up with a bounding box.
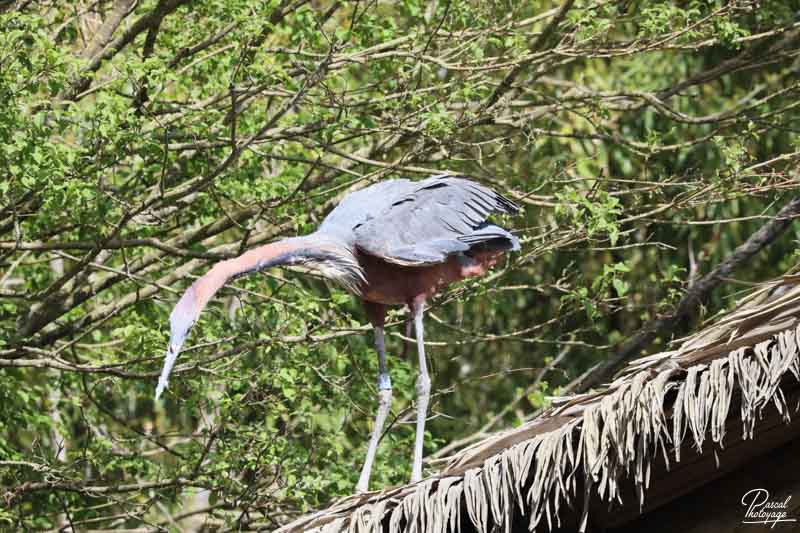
[353,175,520,265]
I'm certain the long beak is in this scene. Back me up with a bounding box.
[155,343,181,400]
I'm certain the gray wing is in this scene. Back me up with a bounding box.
[319,179,416,237]
[351,175,519,265]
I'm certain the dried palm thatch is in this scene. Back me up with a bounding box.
[279,276,800,533]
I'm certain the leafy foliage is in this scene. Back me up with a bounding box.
[1,0,799,529]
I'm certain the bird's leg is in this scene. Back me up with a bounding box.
[410,300,430,484]
[357,303,392,494]
[356,326,392,493]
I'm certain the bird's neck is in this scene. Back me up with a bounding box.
[281,233,365,294]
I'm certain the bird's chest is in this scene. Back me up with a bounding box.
[358,254,463,306]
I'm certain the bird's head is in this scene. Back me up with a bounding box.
[155,286,200,400]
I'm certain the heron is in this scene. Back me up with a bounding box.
[155,174,520,492]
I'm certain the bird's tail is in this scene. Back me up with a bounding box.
[461,223,520,252]
[154,234,362,400]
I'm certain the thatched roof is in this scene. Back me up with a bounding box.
[279,276,800,533]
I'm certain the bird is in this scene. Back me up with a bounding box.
[155,174,520,492]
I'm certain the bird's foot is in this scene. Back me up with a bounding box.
[356,385,393,495]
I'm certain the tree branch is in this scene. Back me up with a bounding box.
[482,0,574,110]
[577,196,800,392]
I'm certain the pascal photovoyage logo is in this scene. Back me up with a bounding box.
[741,488,797,528]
